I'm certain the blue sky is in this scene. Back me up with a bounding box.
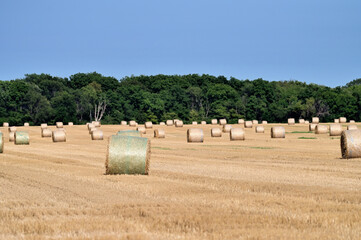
[0,0,360,87]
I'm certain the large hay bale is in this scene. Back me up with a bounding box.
[92,121,101,127]
[315,124,328,134]
[309,123,317,131]
[137,126,146,134]
[244,121,253,128]
[334,119,340,123]
[329,124,342,136]
[166,120,174,126]
[145,122,153,129]
[9,131,15,142]
[52,130,66,142]
[312,117,319,124]
[0,132,3,153]
[222,124,232,133]
[91,130,103,140]
[187,128,204,143]
[211,119,218,125]
[68,122,73,126]
[230,128,245,141]
[192,121,198,125]
[288,118,295,125]
[347,125,358,130]
[154,129,165,138]
[159,122,165,126]
[41,123,48,129]
[252,120,258,125]
[299,119,305,124]
[175,120,184,127]
[3,122,9,127]
[173,119,180,123]
[117,130,142,137]
[105,135,150,175]
[121,121,127,126]
[255,126,265,133]
[238,119,245,124]
[271,127,285,138]
[262,121,268,125]
[15,131,29,145]
[219,119,227,125]
[9,126,16,132]
[201,121,206,125]
[339,117,347,123]
[24,122,29,127]
[129,121,137,127]
[341,130,361,158]
[211,128,222,137]
[41,128,52,138]
[56,122,63,128]
[350,120,355,123]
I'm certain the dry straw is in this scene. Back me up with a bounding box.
[347,125,358,130]
[129,120,137,127]
[159,122,165,126]
[219,119,227,125]
[341,129,361,158]
[315,124,328,134]
[309,123,317,131]
[56,122,63,128]
[166,120,174,126]
[89,127,97,134]
[52,130,66,142]
[105,135,150,175]
[339,117,347,123]
[262,121,268,125]
[91,130,104,140]
[299,119,305,124]
[68,122,73,126]
[15,131,29,145]
[350,120,355,123]
[238,119,245,124]
[137,126,146,134]
[211,119,218,125]
[41,123,48,129]
[117,130,142,137]
[201,121,206,125]
[288,118,295,125]
[9,131,15,142]
[0,132,3,153]
[305,120,310,124]
[329,124,342,136]
[145,122,153,129]
[92,121,101,127]
[154,129,165,138]
[312,117,319,124]
[271,126,285,138]
[252,120,258,125]
[222,124,232,133]
[230,128,245,141]
[121,121,127,126]
[211,128,222,137]
[192,121,198,125]
[334,119,340,123]
[244,121,253,128]
[187,128,204,143]
[3,122,9,127]
[255,126,265,133]
[41,129,52,138]
[175,120,183,127]
[24,122,29,127]
[87,123,95,130]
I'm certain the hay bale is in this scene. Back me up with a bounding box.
[91,130,103,140]
[262,121,268,125]
[201,121,206,125]
[24,122,29,127]
[187,128,204,143]
[230,128,245,141]
[154,129,165,138]
[211,128,222,137]
[105,135,150,175]
[9,131,15,142]
[137,126,146,134]
[315,124,328,134]
[174,119,180,123]
[347,125,358,130]
[219,119,227,125]
[3,122,9,127]
[329,124,342,136]
[252,120,258,125]
[87,123,95,130]
[305,120,310,124]
[341,129,361,158]
[41,123,48,129]
[192,121,198,125]
[52,130,66,142]
[238,119,245,124]
[211,119,218,125]
[159,122,165,126]
[166,120,174,126]
[350,120,355,123]
[222,124,232,133]
[145,122,153,129]
[312,117,319,124]
[117,130,142,137]
[299,119,305,124]
[68,122,73,126]
[129,121,137,127]
[271,127,285,138]
[244,121,253,128]
[121,121,127,126]
[334,119,340,123]
[56,122,63,128]
[9,126,16,132]
[15,131,29,145]
[89,127,97,134]
[175,120,183,127]
[0,132,3,153]
[41,128,52,138]
[255,126,265,133]
[339,117,347,123]
[92,121,101,127]
[309,123,317,131]
[288,118,295,125]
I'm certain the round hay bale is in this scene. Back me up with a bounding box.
[41,123,48,129]
[0,132,3,153]
[145,122,153,129]
[9,131,15,142]
[219,119,227,125]
[347,125,358,130]
[89,127,97,134]
[222,124,232,133]
[201,121,206,125]
[105,135,150,175]
[211,119,218,125]
[56,122,63,128]
[329,124,342,136]
[137,126,146,134]
[244,121,253,128]
[334,119,340,123]
[262,121,268,125]
[175,120,183,127]
[230,128,245,141]
[129,121,137,127]
[350,120,355,123]
[312,117,319,124]
[68,122,73,126]
[299,119,305,124]
[288,118,295,125]
[3,122,9,127]
[121,121,127,126]
[159,122,165,126]
[92,121,101,127]
[9,126,17,132]
[117,130,142,137]
[238,119,245,124]
[15,131,29,145]
[305,120,310,124]
[341,129,361,159]
[271,127,285,138]
[315,124,328,134]
[91,130,103,140]
[309,123,317,131]
[339,117,347,123]
[174,119,180,123]
[87,123,95,130]
[192,121,198,125]
[41,128,52,138]
[255,126,265,133]
[187,128,204,143]
[252,120,258,125]
[166,120,174,126]
[24,122,29,127]
[154,129,165,138]
[211,128,222,137]
[52,130,66,142]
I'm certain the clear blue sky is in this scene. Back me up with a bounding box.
[0,0,360,87]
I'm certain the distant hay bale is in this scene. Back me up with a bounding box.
[41,123,48,129]
[187,128,204,143]
[312,117,319,124]
[255,126,265,133]
[105,135,150,175]
[271,127,285,138]
[175,120,183,127]
[91,130,103,140]
[309,123,317,131]
[87,123,95,130]
[339,117,347,123]
[41,128,52,138]
[347,125,358,130]
[192,121,198,125]
[211,128,222,137]
[350,120,355,123]
[52,130,66,142]
[201,121,206,125]
[334,119,340,123]
[9,126,17,132]
[262,121,268,125]
[9,131,15,142]
[145,122,153,129]
[89,127,97,134]
[56,122,63,128]
[117,130,142,137]
[315,124,328,134]
[174,119,180,123]
[305,120,310,124]
[329,124,342,136]
[121,121,127,126]
[159,122,165,126]
[129,121,137,127]
[299,119,305,124]
[230,128,245,141]
[15,131,29,145]
[288,118,295,125]
[244,121,253,128]
[68,122,73,126]
[3,122,9,127]
[222,124,232,133]
[154,129,165,138]
[238,119,245,124]
[252,120,258,125]
[24,122,29,127]
[166,120,174,126]
[0,132,3,153]
[341,129,361,158]
[92,121,101,127]
[137,126,146,134]
[219,119,227,125]
[211,119,218,125]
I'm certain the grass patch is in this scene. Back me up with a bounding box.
[290,131,313,134]
[152,147,172,150]
[331,137,340,140]
[298,137,317,139]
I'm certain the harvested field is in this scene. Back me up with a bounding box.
[1,124,361,239]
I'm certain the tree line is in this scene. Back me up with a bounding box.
[0,72,360,126]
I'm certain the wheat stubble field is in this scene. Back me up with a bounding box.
[0,123,361,240]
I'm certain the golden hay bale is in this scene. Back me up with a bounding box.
[315,124,328,134]
[9,126,17,132]
[271,127,285,138]
[187,128,204,143]
[341,129,361,158]
[121,121,127,126]
[91,130,104,140]
[137,126,146,134]
[159,122,165,126]
[347,125,358,130]
[309,123,317,131]
[238,119,245,124]
[288,118,295,125]
[350,120,355,123]
[129,121,137,127]
[201,121,206,125]
[211,119,218,125]
[145,122,153,129]
[15,131,29,145]
[89,127,97,134]
[211,128,222,137]
[68,122,73,126]
[305,120,310,124]
[334,119,340,123]
[175,120,183,127]
[255,126,265,133]
[312,117,319,124]
[299,119,305,124]
[0,132,3,153]
[166,120,174,126]
[174,119,180,123]
[87,123,94,130]
[105,135,150,175]
[52,130,66,142]
[244,121,253,128]
[41,123,48,129]
[339,117,347,123]
[230,128,245,141]
[56,122,63,128]
[252,120,258,125]
[9,131,15,142]
[3,122,9,127]
[154,129,165,138]
[329,124,342,136]
[219,119,227,125]
[192,121,198,125]
[41,128,52,138]
[262,121,268,125]
[117,130,142,137]
[24,122,29,127]
[222,124,232,133]
[92,121,101,127]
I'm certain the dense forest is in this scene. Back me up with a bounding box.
[0,72,361,126]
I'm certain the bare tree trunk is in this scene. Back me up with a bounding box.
[93,98,107,122]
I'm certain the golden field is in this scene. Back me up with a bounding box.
[0,123,361,240]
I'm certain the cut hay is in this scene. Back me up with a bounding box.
[262,121,268,125]
[201,121,206,125]
[92,121,101,127]
[211,119,218,125]
[238,119,245,124]
[339,117,347,123]
[145,122,153,129]
[121,121,127,126]
[117,130,142,137]
[255,126,265,133]
[154,129,165,138]
[129,121,137,127]
[9,131,15,142]
[3,122,9,127]
[0,132,3,153]
[15,131,29,145]
[299,119,305,124]
[56,122,63,128]
[105,135,150,175]
[9,126,17,132]
[24,122,29,127]
[166,120,174,126]
[41,128,52,138]
[211,128,222,137]
[91,130,104,140]
[309,123,317,131]
[271,127,285,138]
[252,120,258,125]
[137,126,146,134]
[230,128,245,141]
[57,128,66,133]
[312,117,319,124]
[350,120,355,123]
[347,125,358,130]
[334,119,340,123]
[288,118,295,125]
[341,129,361,158]
[52,130,66,142]
[192,121,198,125]
[315,125,328,134]
[305,120,310,124]
[222,124,232,133]
[244,121,253,128]
[41,123,48,129]
[175,121,184,127]
[329,124,342,136]
[187,128,204,143]
[159,122,165,126]
[219,119,227,125]
[68,122,73,126]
